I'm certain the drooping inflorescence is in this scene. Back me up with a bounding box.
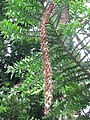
[40,1,55,115]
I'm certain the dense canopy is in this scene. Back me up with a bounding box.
[0,0,90,119]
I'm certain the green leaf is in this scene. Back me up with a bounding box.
[0,106,7,113]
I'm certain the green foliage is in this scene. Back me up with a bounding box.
[5,0,42,25]
[7,52,44,95]
[0,19,21,40]
[0,0,90,119]
[0,106,7,113]
[0,53,44,119]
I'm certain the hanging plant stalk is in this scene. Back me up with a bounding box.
[40,1,54,115]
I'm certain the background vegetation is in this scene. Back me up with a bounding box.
[0,0,90,119]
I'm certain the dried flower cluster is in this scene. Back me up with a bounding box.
[40,1,54,115]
